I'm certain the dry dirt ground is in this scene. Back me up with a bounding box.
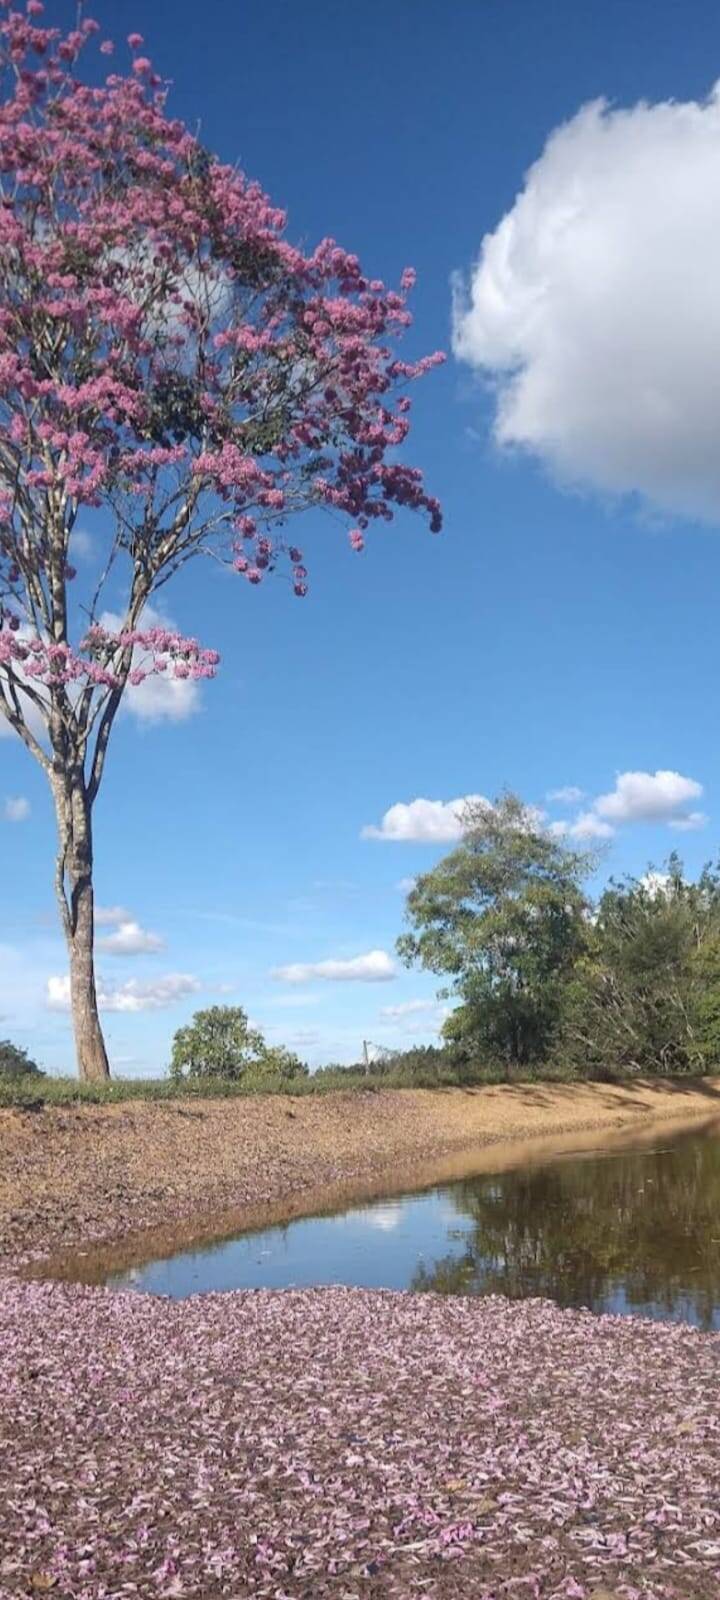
[3,1075,720,1267]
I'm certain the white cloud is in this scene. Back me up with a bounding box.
[669,810,708,832]
[3,796,30,822]
[95,905,131,927]
[550,811,615,841]
[1,598,202,749]
[594,770,703,826]
[97,919,164,956]
[550,768,707,841]
[547,786,585,805]
[453,85,720,522]
[362,795,489,843]
[273,949,396,984]
[380,999,439,1019]
[639,870,674,897]
[99,604,202,724]
[396,876,417,894]
[47,972,199,1013]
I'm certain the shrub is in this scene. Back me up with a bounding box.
[169,1006,308,1084]
[0,1039,44,1079]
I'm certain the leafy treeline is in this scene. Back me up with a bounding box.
[399,793,720,1077]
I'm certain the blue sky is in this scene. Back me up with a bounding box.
[4,0,720,1072]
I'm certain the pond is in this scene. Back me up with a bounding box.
[63,1115,720,1327]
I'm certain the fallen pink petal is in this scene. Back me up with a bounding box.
[2,1277,720,1597]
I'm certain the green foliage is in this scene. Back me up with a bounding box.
[0,1072,314,1109]
[169,1005,308,1084]
[253,1044,310,1083]
[0,1045,606,1110]
[398,792,592,1066]
[0,1039,44,1079]
[557,857,720,1076]
[397,793,720,1079]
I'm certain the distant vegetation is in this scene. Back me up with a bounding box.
[4,795,720,1109]
[0,1040,44,1080]
[400,792,720,1080]
[169,1005,307,1086]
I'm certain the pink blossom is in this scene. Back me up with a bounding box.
[0,0,442,1079]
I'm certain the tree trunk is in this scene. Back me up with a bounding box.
[52,773,110,1081]
[68,878,110,1081]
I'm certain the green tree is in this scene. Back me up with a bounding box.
[397,793,592,1065]
[558,856,720,1076]
[0,1039,44,1079]
[169,1006,306,1083]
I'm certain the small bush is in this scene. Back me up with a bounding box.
[169,1006,308,1084]
[0,1039,44,1080]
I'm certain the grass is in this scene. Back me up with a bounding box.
[0,1050,679,1109]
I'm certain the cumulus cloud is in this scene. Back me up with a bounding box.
[1,599,202,749]
[95,905,131,927]
[362,795,489,843]
[97,919,164,956]
[99,604,202,724]
[594,770,704,826]
[550,769,706,840]
[453,85,720,522]
[47,972,199,1013]
[670,811,708,832]
[273,950,396,984]
[396,876,417,894]
[547,786,585,806]
[550,811,614,842]
[3,796,30,822]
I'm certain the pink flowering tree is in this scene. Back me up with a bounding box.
[0,5,443,1080]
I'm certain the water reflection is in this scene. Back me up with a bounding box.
[41,1117,720,1327]
[413,1122,720,1327]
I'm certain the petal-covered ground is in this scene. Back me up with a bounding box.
[2,1277,720,1598]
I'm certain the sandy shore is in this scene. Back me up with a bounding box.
[3,1075,720,1267]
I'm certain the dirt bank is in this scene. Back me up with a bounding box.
[3,1075,720,1266]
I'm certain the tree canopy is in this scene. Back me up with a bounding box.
[169,1006,307,1083]
[0,9,442,1078]
[398,793,592,1065]
[399,797,720,1078]
[0,1038,43,1079]
[559,857,720,1076]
